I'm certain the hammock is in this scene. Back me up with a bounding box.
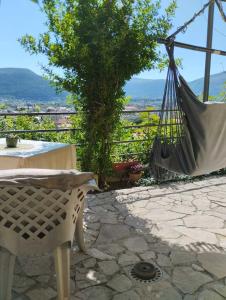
[150,44,226,181]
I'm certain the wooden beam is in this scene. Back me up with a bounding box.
[203,0,215,101]
[157,38,226,57]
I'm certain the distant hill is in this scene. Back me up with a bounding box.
[124,78,165,100]
[124,71,226,100]
[0,68,67,102]
[0,68,225,102]
[189,71,226,97]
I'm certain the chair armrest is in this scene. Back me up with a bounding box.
[80,179,100,194]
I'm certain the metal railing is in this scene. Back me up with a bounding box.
[0,108,160,131]
[0,109,165,157]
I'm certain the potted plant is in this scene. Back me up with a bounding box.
[113,160,139,174]
[127,162,144,183]
[5,134,20,148]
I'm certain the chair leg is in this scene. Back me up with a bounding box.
[75,202,86,252]
[0,248,16,300]
[54,242,70,300]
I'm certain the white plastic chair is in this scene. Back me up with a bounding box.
[0,171,96,300]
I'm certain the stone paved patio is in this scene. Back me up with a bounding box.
[12,175,226,299]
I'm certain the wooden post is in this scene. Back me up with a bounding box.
[203,1,215,102]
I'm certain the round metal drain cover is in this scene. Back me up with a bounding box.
[130,262,162,283]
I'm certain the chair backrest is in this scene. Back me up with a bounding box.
[0,185,86,256]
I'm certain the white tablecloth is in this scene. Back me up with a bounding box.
[0,139,76,170]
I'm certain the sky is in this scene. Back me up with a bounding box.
[0,0,225,81]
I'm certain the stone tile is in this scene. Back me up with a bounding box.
[149,281,182,300]
[76,270,107,289]
[107,274,132,292]
[87,222,100,231]
[174,227,218,244]
[70,252,89,265]
[96,224,130,244]
[184,215,224,229]
[26,288,57,300]
[124,215,148,230]
[212,283,226,298]
[75,286,112,300]
[157,254,172,267]
[112,290,141,300]
[118,252,140,266]
[18,255,52,276]
[192,199,210,210]
[198,290,224,300]
[36,275,50,283]
[83,258,97,268]
[198,253,226,278]
[184,296,196,300]
[170,250,196,265]
[151,226,182,239]
[139,251,156,260]
[157,219,184,226]
[86,248,114,260]
[172,267,212,293]
[192,264,205,272]
[144,209,185,221]
[170,205,196,214]
[98,260,120,276]
[13,292,32,300]
[85,228,99,238]
[123,236,148,253]
[99,212,119,224]
[13,275,36,294]
[148,242,171,254]
[96,243,125,256]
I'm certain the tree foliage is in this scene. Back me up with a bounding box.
[20,0,176,186]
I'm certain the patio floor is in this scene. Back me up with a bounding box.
[13,175,226,300]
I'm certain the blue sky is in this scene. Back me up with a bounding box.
[0,0,225,81]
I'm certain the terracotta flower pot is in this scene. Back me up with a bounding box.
[113,161,139,173]
[128,172,142,183]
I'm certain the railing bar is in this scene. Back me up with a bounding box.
[0,122,180,134]
[113,136,180,144]
[113,139,151,144]
[0,128,80,134]
[124,123,181,129]
[111,152,146,157]
[0,109,179,117]
[122,109,178,114]
[0,112,77,117]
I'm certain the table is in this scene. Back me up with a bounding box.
[0,139,76,170]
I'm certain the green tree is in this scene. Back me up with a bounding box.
[20,0,176,186]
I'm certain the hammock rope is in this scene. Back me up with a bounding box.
[216,0,226,22]
[168,0,214,39]
[150,44,186,181]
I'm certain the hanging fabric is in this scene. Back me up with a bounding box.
[150,44,226,181]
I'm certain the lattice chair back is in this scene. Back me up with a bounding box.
[0,185,85,256]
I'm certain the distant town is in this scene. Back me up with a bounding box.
[0,98,158,130]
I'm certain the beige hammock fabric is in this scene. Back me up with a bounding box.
[153,76,226,177]
[150,44,226,180]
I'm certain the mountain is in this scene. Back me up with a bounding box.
[124,71,226,100]
[124,78,165,100]
[0,68,225,102]
[0,68,67,102]
[189,72,226,97]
